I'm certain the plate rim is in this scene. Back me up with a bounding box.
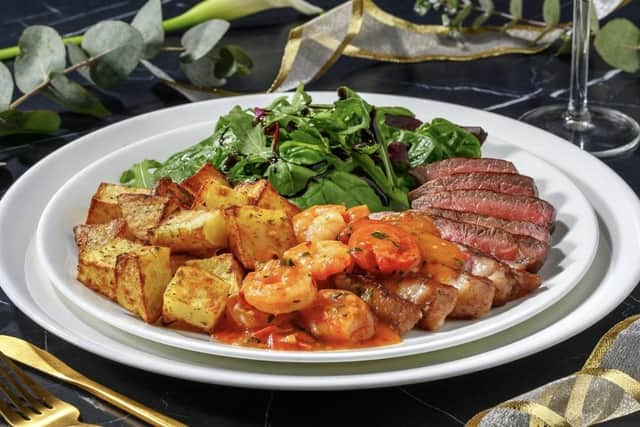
[1,92,639,390]
[34,93,597,363]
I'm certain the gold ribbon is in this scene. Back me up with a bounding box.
[466,315,640,426]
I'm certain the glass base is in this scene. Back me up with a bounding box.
[519,105,640,158]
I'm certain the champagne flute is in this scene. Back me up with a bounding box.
[519,0,640,158]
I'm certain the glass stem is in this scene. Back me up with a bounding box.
[566,0,591,126]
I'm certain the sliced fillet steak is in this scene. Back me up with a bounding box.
[432,216,549,272]
[411,189,555,229]
[409,172,537,200]
[420,207,551,244]
[411,157,518,183]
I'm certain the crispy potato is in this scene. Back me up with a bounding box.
[74,219,129,252]
[152,209,227,253]
[170,253,197,275]
[181,162,229,193]
[185,253,244,295]
[152,177,195,211]
[192,181,249,211]
[86,183,150,224]
[224,206,296,270]
[115,245,172,324]
[118,194,173,242]
[76,238,144,300]
[234,179,301,219]
[162,266,229,332]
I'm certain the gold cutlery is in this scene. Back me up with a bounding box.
[0,336,187,427]
[0,350,98,426]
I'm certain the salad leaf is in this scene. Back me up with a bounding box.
[120,159,162,187]
[267,160,317,196]
[292,171,384,211]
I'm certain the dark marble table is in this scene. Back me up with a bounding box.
[1,1,640,425]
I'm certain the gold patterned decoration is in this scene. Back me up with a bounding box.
[466,315,640,426]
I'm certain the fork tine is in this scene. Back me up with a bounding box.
[0,353,47,414]
[0,351,54,408]
[0,396,26,425]
[0,370,31,417]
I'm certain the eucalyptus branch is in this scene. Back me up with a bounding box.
[9,53,105,109]
[470,5,548,28]
[160,46,186,52]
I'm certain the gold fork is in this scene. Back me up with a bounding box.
[0,351,98,426]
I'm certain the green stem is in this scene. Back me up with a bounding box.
[0,35,82,62]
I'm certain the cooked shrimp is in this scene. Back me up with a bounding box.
[347,219,422,275]
[300,289,376,342]
[292,205,347,242]
[283,240,354,280]
[242,259,316,315]
[225,293,272,330]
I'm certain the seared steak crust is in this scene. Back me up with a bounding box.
[411,189,555,229]
[411,157,518,183]
[409,172,537,200]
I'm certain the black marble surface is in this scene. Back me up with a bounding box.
[1,1,640,426]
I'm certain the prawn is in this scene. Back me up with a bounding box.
[292,204,371,243]
[283,240,354,280]
[300,289,376,342]
[241,259,316,315]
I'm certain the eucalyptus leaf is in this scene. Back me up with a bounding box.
[67,44,93,84]
[218,45,253,77]
[594,19,640,73]
[478,0,494,13]
[82,20,144,88]
[555,31,572,56]
[180,20,229,63]
[181,51,227,87]
[542,0,560,26]
[509,0,522,20]
[131,0,164,59]
[452,4,472,26]
[0,62,13,110]
[472,13,491,29]
[44,75,109,118]
[413,0,431,15]
[0,109,60,136]
[14,26,66,93]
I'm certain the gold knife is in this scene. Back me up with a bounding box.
[0,335,188,427]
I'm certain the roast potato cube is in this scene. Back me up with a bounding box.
[162,266,229,332]
[152,177,195,210]
[73,219,129,252]
[224,206,296,270]
[86,183,150,224]
[234,179,301,219]
[76,238,143,300]
[170,253,197,275]
[118,194,173,242]
[181,162,229,193]
[115,245,172,324]
[192,181,249,211]
[185,253,244,295]
[152,209,227,253]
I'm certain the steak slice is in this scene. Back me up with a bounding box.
[420,207,551,244]
[383,276,458,331]
[411,189,555,229]
[432,216,549,272]
[411,157,518,183]
[333,274,423,335]
[409,172,537,200]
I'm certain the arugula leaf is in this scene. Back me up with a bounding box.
[334,98,371,135]
[228,106,271,159]
[267,159,317,196]
[120,159,162,188]
[292,171,384,211]
[279,141,327,166]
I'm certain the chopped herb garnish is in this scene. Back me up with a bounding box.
[349,247,363,254]
[280,258,296,267]
[300,251,311,257]
[371,231,388,239]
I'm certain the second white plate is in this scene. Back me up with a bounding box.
[35,93,598,363]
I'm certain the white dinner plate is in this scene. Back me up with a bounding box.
[35,93,597,363]
[1,93,639,389]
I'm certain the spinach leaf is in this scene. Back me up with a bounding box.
[428,118,482,159]
[228,106,271,159]
[120,159,162,188]
[267,160,317,196]
[292,171,384,211]
[279,141,327,166]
